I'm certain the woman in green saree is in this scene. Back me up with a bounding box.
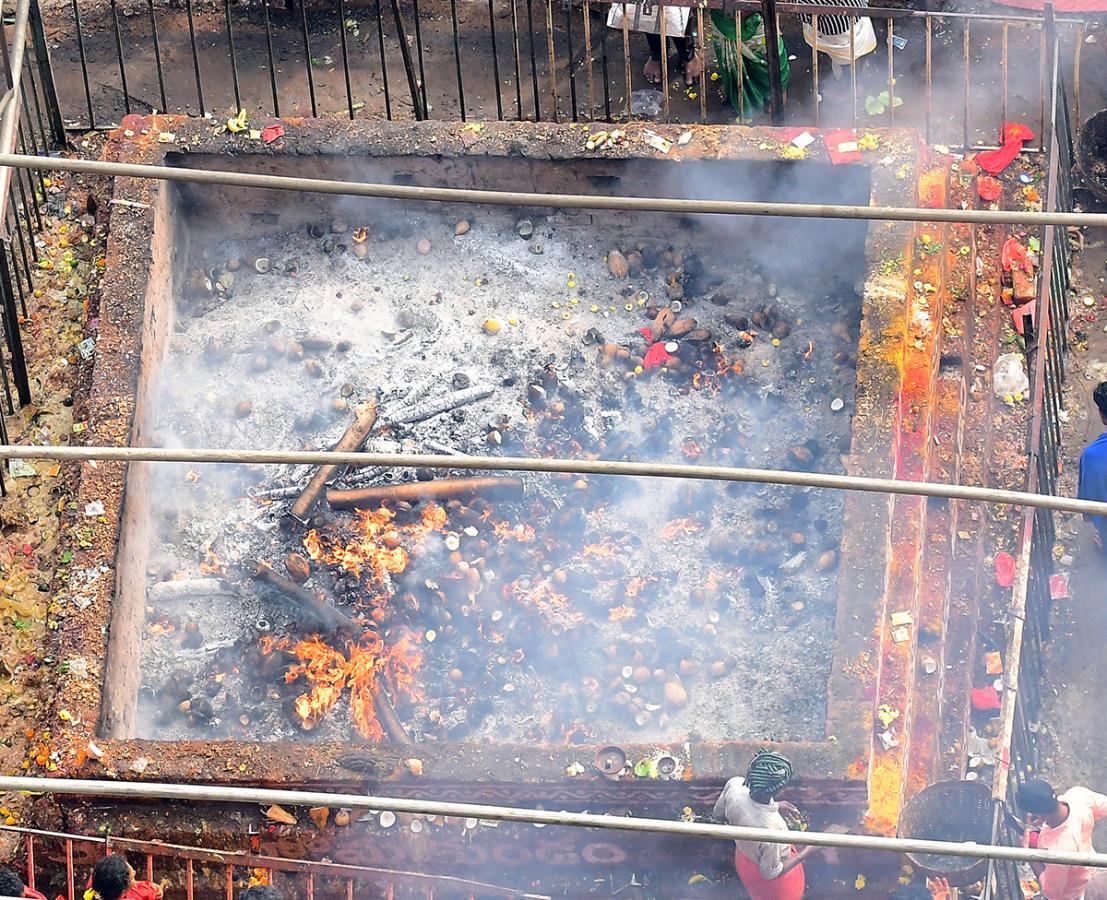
[710,9,790,116]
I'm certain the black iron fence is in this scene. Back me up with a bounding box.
[36,0,1089,151]
[981,51,1074,900]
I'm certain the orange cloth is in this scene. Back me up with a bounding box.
[23,888,49,900]
[733,847,806,900]
[123,882,163,900]
[1038,787,1107,899]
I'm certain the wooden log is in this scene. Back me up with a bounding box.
[373,688,413,744]
[148,578,235,602]
[389,385,494,425]
[249,560,359,634]
[326,476,524,510]
[289,402,378,522]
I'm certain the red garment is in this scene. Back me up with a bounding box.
[642,342,673,369]
[975,123,1036,175]
[124,882,163,900]
[977,176,1003,201]
[1001,237,1034,274]
[733,847,806,900]
[23,888,49,900]
[995,551,1016,587]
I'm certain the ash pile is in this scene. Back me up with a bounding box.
[137,201,862,747]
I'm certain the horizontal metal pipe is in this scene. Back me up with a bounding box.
[2,443,1105,517]
[2,776,1105,870]
[0,152,1105,228]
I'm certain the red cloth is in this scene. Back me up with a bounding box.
[124,882,163,900]
[24,888,49,900]
[1001,238,1034,274]
[823,129,861,165]
[995,551,1017,587]
[260,124,285,144]
[733,847,806,900]
[977,176,1003,202]
[971,686,1002,711]
[975,123,1036,175]
[642,342,673,369]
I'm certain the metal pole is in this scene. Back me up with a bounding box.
[26,0,65,146]
[0,0,33,224]
[0,247,29,405]
[759,0,784,123]
[4,776,1107,870]
[388,0,427,120]
[3,152,1107,228]
[2,444,1106,518]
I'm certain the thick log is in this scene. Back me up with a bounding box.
[373,688,413,744]
[326,476,524,509]
[389,385,494,425]
[249,560,359,634]
[289,402,378,522]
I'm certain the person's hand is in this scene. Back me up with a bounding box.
[927,876,951,900]
[778,801,801,821]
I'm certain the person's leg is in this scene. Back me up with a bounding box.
[644,32,662,83]
[677,32,703,83]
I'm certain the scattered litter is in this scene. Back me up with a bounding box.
[994,551,1016,587]
[977,176,1002,202]
[879,730,900,750]
[7,458,37,478]
[77,337,96,359]
[975,123,1035,175]
[379,811,396,828]
[156,131,176,144]
[261,124,285,144]
[890,611,913,627]
[824,129,862,164]
[992,353,1029,399]
[630,89,664,118]
[892,627,911,643]
[1049,573,1069,600]
[891,34,907,50]
[677,131,693,146]
[265,804,297,825]
[864,91,903,116]
[108,199,151,210]
[830,397,845,412]
[226,108,249,134]
[83,500,105,517]
[643,130,672,154]
[877,704,900,728]
[129,756,150,774]
[971,686,1001,712]
[984,651,1004,675]
[791,131,815,149]
[566,762,586,777]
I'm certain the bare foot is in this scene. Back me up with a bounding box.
[643,57,662,84]
[684,53,704,84]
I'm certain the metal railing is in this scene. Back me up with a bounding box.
[38,0,1089,151]
[981,47,1074,900]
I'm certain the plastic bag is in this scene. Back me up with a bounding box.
[630,90,664,117]
[992,353,1029,398]
[607,2,690,36]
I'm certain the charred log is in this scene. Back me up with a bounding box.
[248,560,359,634]
[326,476,524,509]
[288,402,379,522]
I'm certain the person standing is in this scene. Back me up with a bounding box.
[1078,382,1107,551]
[712,749,814,900]
[0,867,48,900]
[795,0,876,82]
[1017,778,1107,900]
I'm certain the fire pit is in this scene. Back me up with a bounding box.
[48,119,942,875]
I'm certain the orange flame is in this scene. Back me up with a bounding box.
[492,520,536,543]
[508,580,583,630]
[660,516,703,540]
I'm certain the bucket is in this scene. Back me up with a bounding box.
[897,780,995,887]
[1077,109,1107,204]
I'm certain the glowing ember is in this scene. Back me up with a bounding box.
[507,580,583,630]
[198,546,226,576]
[581,539,618,560]
[659,517,704,540]
[492,520,536,543]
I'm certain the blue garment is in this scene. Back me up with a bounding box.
[1078,432,1107,537]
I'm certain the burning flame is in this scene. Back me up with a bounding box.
[492,520,536,543]
[199,547,226,576]
[508,580,583,630]
[278,629,424,740]
[581,539,618,560]
[304,503,447,585]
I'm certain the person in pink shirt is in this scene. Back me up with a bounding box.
[1018,778,1107,900]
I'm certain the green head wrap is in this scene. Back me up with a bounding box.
[745,748,794,800]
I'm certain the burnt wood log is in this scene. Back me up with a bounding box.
[288,402,378,522]
[373,688,414,744]
[326,476,524,509]
[249,560,359,634]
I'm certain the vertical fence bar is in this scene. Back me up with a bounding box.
[0,248,28,406]
[660,7,669,122]
[450,0,466,119]
[262,0,280,116]
[848,15,856,129]
[544,0,560,122]
[510,0,524,118]
[27,0,65,145]
[225,865,233,900]
[811,13,819,127]
[65,838,75,900]
[145,853,153,882]
[22,58,50,156]
[621,8,630,119]
[760,0,783,123]
[962,19,970,148]
[224,0,242,111]
[186,858,194,900]
[109,0,130,115]
[346,879,354,900]
[583,2,594,119]
[389,0,425,120]
[1001,21,1008,143]
[1073,23,1084,131]
[599,3,611,120]
[70,0,94,128]
[147,0,168,113]
[337,0,354,118]
[696,5,706,123]
[526,0,542,119]
[374,0,393,119]
[886,20,895,123]
[736,10,744,122]
[489,0,505,119]
[924,15,931,144]
[411,0,429,114]
[300,0,318,116]
[25,833,35,890]
[563,1,577,120]
[307,873,314,900]
[184,0,206,116]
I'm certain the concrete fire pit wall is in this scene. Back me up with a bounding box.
[49,119,922,829]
